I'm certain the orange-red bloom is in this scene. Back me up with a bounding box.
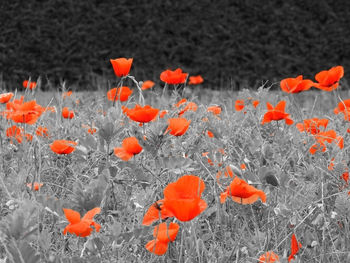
[124,104,159,123]
[0,92,13,104]
[207,105,222,115]
[258,251,279,262]
[288,233,302,262]
[63,91,73,99]
[5,100,45,125]
[6,125,24,144]
[50,140,77,154]
[145,222,179,255]
[110,58,133,77]
[261,101,293,125]
[159,110,168,118]
[23,80,37,90]
[107,86,133,102]
[296,118,328,135]
[280,75,314,93]
[63,207,101,237]
[36,126,49,137]
[314,66,344,91]
[235,100,244,111]
[27,182,44,191]
[160,68,188,85]
[334,99,350,121]
[141,80,155,90]
[188,75,204,85]
[166,118,191,136]
[114,136,143,161]
[142,200,174,226]
[178,101,197,116]
[309,130,343,154]
[62,107,74,119]
[162,175,207,221]
[220,176,266,204]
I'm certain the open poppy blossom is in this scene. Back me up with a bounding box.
[178,101,198,116]
[314,66,344,91]
[235,100,244,111]
[141,80,155,90]
[62,107,74,119]
[63,207,101,237]
[175,98,187,108]
[50,140,77,154]
[5,100,45,125]
[166,117,191,136]
[27,182,44,191]
[309,130,343,154]
[125,104,159,123]
[162,175,207,221]
[160,68,188,85]
[6,125,24,144]
[296,118,328,135]
[23,80,37,90]
[220,176,266,204]
[114,137,143,161]
[36,126,49,137]
[280,75,314,93]
[258,251,279,262]
[145,222,179,255]
[0,92,13,104]
[334,99,350,121]
[107,86,133,102]
[261,101,293,125]
[207,105,222,115]
[159,110,168,118]
[188,75,204,85]
[63,91,73,98]
[288,233,302,262]
[110,58,133,77]
[142,200,174,226]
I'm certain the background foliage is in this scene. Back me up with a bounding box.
[1,0,349,90]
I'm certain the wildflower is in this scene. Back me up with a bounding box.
[261,101,293,125]
[235,100,244,111]
[125,104,159,123]
[334,99,350,121]
[159,110,168,118]
[288,233,302,262]
[178,101,197,116]
[114,137,143,161]
[175,98,187,107]
[309,130,343,154]
[27,182,43,191]
[142,200,174,226]
[50,140,77,154]
[160,68,188,85]
[36,126,49,137]
[280,75,314,93]
[314,66,344,91]
[207,130,214,138]
[5,100,45,125]
[6,125,24,144]
[141,80,155,90]
[240,163,246,170]
[296,118,328,135]
[0,92,13,104]
[166,118,191,136]
[162,175,207,222]
[110,58,133,77]
[63,91,73,99]
[145,222,179,255]
[63,207,101,237]
[107,86,133,102]
[220,176,266,204]
[188,75,204,85]
[62,107,74,119]
[23,80,37,90]
[252,100,260,108]
[258,251,279,262]
[207,105,222,115]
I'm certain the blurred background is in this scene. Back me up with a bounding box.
[1,0,349,90]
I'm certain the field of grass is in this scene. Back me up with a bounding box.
[0,64,349,263]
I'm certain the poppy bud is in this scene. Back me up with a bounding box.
[264,170,279,187]
[262,143,273,160]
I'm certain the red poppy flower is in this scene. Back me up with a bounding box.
[6,125,24,144]
[50,140,77,154]
[334,99,350,121]
[188,75,204,85]
[27,182,44,191]
[296,118,328,135]
[0,92,13,104]
[63,91,73,99]
[258,251,279,262]
[280,75,314,93]
[142,200,175,226]
[145,222,179,255]
[178,101,198,116]
[314,66,344,91]
[261,101,293,125]
[162,175,207,221]
[160,68,188,85]
[36,126,49,137]
[166,118,191,136]
[252,100,260,108]
[207,105,222,115]
[175,98,187,107]
[220,176,266,204]
[141,80,155,90]
[288,233,302,262]
[309,130,343,154]
[235,100,244,111]
[159,110,168,118]
[107,86,133,102]
[23,80,37,90]
[114,136,143,161]
[62,107,74,119]
[110,58,133,77]
[5,100,45,125]
[63,207,101,237]
[207,130,214,138]
[125,104,159,123]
